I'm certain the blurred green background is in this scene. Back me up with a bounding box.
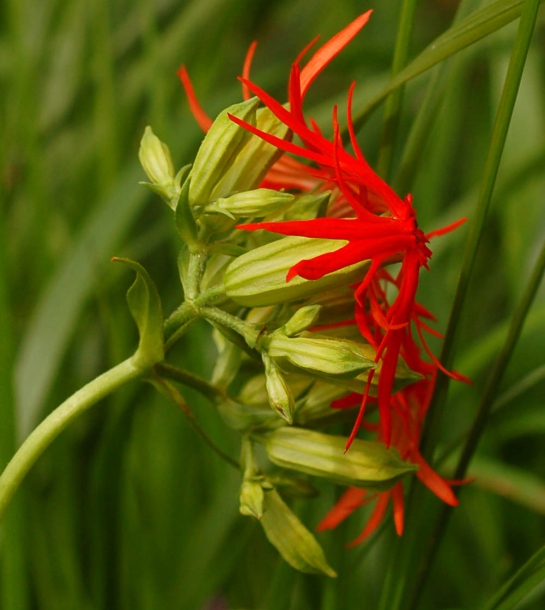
[1,0,545,608]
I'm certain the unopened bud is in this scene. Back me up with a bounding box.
[204,189,293,219]
[262,427,417,491]
[263,354,294,424]
[282,305,322,337]
[266,331,375,379]
[217,398,281,432]
[213,106,291,198]
[295,381,353,426]
[267,473,319,499]
[189,97,260,206]
[260,489,337,577]
[139,127,180,206]
[224,235,369,307]
[239,479,265,518]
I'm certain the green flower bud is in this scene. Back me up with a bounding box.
[189,97,260,206]
[262,427,418,491]
[224,235,369,307]
[211,106,290,198]
[238,373,312,409]
[203,189,293,220]
[282,305,322,337]
[239,439,268,518]
[139,126,175,185]
[263,354,294,424]
[139,127,181,206]
[210,328,242,389]
[265,331,375,379]
[267,473,319,499]
[260,488,337,578]
[239,479,265,518]
[217,399,281,432]
[295,381,353,426]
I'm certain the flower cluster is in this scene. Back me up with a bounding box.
[175,10,467,549]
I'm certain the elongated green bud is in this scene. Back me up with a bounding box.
[139,126,175,185]
[217,398,281,432]
[260,489,337,578]
[189,97,260,205]
[295,381,353,426]
[204,189,293,219]
[263,354,294,424]
[239,439,268,518]
[262,427,417,491]
[211,106,290,198]
[267,473,319,499]
[282,305,322,337]
[265,331,376,379]
[224,235,369,307]
[240,480,265,518]
[139,127,182,206]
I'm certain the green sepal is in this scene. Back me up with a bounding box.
[175,174,200,252]
[112,258,164,369]
[260,488,337,578]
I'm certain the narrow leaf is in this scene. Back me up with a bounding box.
[356,0,538,124]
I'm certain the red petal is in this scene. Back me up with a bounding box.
[300,11,373,98]
[317,487,368,531]
[177,65,213,132]
[391,483,405,536]
[414,453,459,506]
[241,41,258,101]
[347,491,390,547]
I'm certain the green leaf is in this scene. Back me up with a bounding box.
[480,544,545,610]
[113,258,164,369]
[355,0,539,124]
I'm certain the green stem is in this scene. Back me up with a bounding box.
[200,305,260,347]
[154,362,225,404]
[153,375,239,469]
[376,0,418,181]
[185,248,208,301]
[0,357,144,525]
[163,284,226,350]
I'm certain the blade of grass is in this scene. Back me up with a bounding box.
[376,0,418,181]
[422,0,542,461]
[378,0,542,608]
[14,164,146,439]
[410,238,545,610]
[354,0,542,129]
[480,544,545,610]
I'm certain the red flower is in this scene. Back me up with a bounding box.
[179,10,469,542]
[229,13,467,446]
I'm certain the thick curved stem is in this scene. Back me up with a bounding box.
[0,357,143,524]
